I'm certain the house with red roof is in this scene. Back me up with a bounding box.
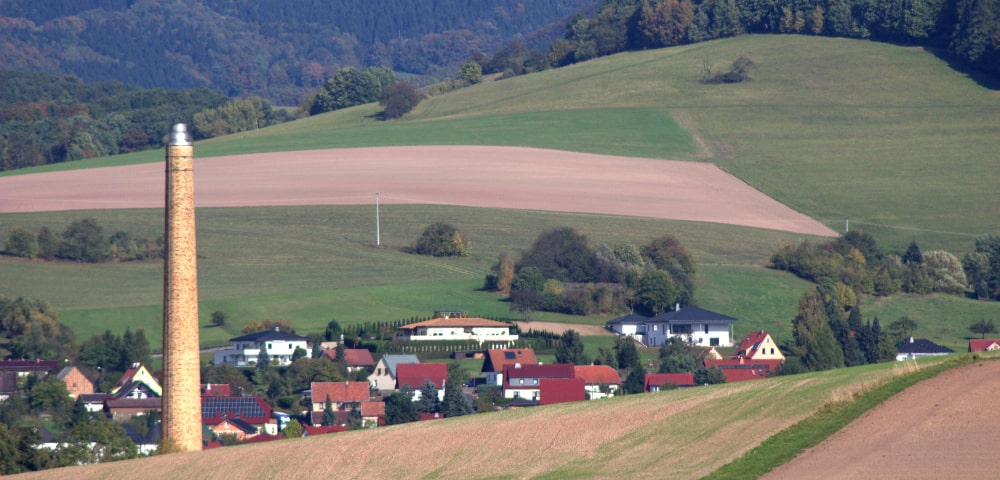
[395,317,518,344]
[322,348,376,372]
[503,363,575,401]
[201,395,274,434]
[368,354,419,394]
[644,373,696,392]
[539,378,586,405]
[481,348,538,386]
[396,363,448,402]
[573,365,621,399]
[735,331,785,361]
[201,383,231,397]
[309,381,371,411]
[360,401,386,427]
[969,339,1000,352]
[303,425,347,436]
[704,358,783,383]
[56,366,93,399]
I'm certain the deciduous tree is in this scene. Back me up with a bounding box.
[379,81,423,119]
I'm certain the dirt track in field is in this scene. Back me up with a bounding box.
[0,146,836,236]
[763,360,1000,480]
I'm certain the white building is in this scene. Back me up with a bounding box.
[213,328,309,367]
[395,317,518,344]
[608,306,737,347]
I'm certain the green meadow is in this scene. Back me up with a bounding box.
[2,35,1000,350]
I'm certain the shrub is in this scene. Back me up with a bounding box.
[379,81,423,119]
[4,227,37,259]
[413,222,469,257]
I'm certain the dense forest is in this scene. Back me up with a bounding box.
[538,0,999,81]
[0,0,598,104]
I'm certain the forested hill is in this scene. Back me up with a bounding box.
[0,0,597,104]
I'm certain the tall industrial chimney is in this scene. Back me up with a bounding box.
[161,123,202,452]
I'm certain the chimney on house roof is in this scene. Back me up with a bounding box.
[675,303,680,312]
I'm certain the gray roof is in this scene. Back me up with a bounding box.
[381,354,419,376]
[609,307,738,326]
[897,338,954,355]
[651,307,738,324]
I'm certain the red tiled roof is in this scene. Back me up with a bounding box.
[704,358,782,383]
[203,441,224,449]
[201,384,231,397]
[303,425,346,436]
[573,365,621,385]
[311,381,370,404]
[0,360,59,373]
[539,378,586,405]
[360,401,385,417]
[105,397,162,409]
[396,363,448,390]
[482,348,538,373]
[342,349,375,367]
[503,363,575,383]
[419,412,445,421]
[644,373,695,391]
[398,317,513,330]
[736,331,771,358]
[244,434,285,443]
[969,339,1000,352]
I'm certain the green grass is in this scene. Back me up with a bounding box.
[704,355,972,480]
[6,36,997,253]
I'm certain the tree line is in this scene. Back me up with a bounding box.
[0,0,594,103]
[770,230,1000,302]
[3,219,163,263]
[485,227,697,318]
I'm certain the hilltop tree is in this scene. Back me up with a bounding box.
[518,227,595,282]
[902,240,924,265]
[59,218,106,262]
[413,222,469,257]
[379,81,423,119]
[969,319,997,339]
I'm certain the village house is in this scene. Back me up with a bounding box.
[395,317,518,344]
[322,348,376,372]
[573,365,621,399]
[703,331,785,383]
[644,373,696,391]
[56,366,94,399]
[368,354,419,393]
[539,378,586,405]
[503,363,575,401]
[896,337,954,361]
[308,381,370,412]
[608,306,738,347]
[396,363,448,402]
[104,363,163,421]
[481,348,538,386]
[969,339,1000,352]
[213,328,309,367]
[201,395,276,435]
[109,363,162,397]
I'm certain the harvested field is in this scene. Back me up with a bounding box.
[0,146,836,236]
[514,321,614,337]
[762,360,1000,480]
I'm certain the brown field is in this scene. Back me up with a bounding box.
[514,321,615,337]
[762,359,1000,480]
[0,146,836,236]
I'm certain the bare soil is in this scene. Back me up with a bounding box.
[0,146,836,236]
[513,321,614,337]
[763,360,1000,480]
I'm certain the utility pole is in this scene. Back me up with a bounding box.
[845,218,849,233]
[376,193,381,246]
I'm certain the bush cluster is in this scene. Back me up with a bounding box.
[2,219,162,263]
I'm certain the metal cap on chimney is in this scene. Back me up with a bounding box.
[169,123,192,146]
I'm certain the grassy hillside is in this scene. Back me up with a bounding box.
[14,357,961,479]
[6,35,996,252]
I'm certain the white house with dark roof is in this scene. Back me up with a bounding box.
[896,337,954,361]
[213,328,309,367]
[608,306,738,347]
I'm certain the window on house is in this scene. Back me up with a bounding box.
[704,324,710,334]
[710,338,720,346]
[770,348,775,354]
[268,343,273,350]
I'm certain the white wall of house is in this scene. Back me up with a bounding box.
[584,384,618,400]
[404,326,517,343]
[643,323,732,348]
[213,339,308,367]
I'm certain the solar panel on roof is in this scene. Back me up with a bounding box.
[201,397,266,419]
[504,352,516,359]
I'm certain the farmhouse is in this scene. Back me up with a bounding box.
[395,317,518,344]
[308,381,370,412]
[396,363,448,402]
[644,373,696,391]
[573,365,621,399]
[56,366,94,399]
[201,395,275,435]
[503,363,575,401]
[322,348,375,372]
[368,354,419,393]
[969,339,1000,352]
[481,348,538,386]
[213,328,309,367]
[608,306,738,347]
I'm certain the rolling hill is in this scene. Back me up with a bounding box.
[1,35,999,352]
